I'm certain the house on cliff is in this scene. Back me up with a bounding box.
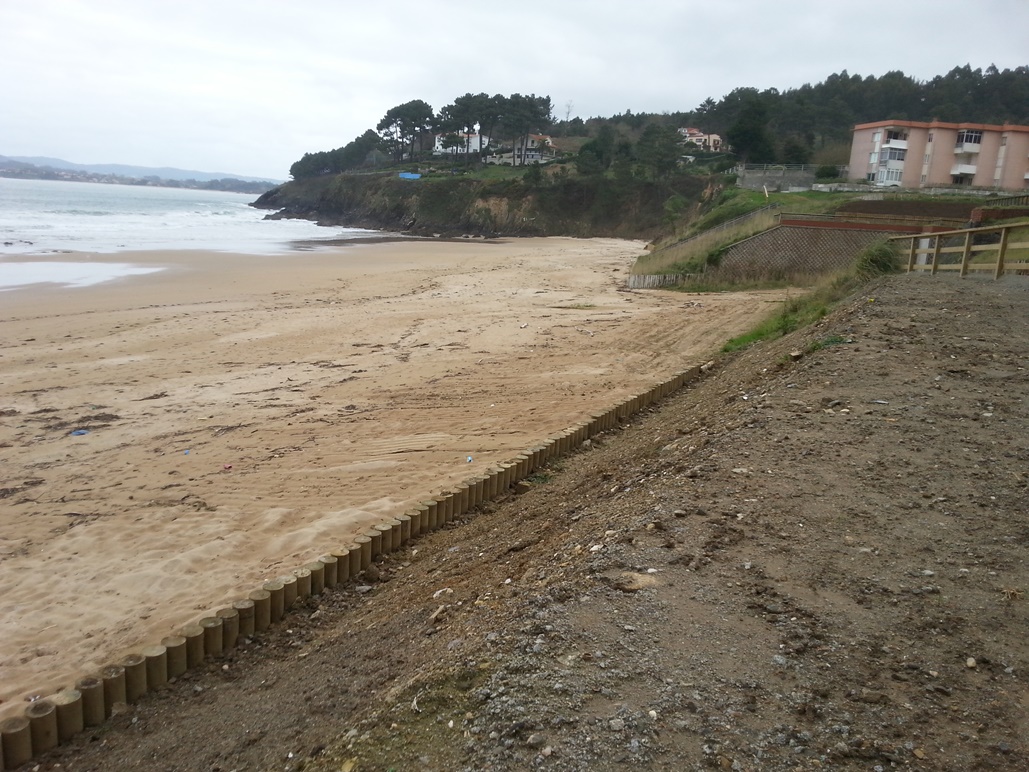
[433,132,489,155]
[486,134,556,166]
[677,127,723,152]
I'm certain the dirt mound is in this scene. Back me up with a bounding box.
[35,273,1029,772]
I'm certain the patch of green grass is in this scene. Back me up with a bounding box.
[709,235,907,353]
[805,334,849,353]
[854,238,901,279]
[526,470,552,484]
[673,277,800,293]
[722,293,829,352]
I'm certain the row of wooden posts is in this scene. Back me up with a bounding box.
[0,362,710,769]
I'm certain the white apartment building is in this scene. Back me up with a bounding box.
[848,120,1029,190]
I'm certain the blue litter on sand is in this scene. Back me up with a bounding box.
[467,456,473,463]
[184,449,190,455]
[69,429,89,436]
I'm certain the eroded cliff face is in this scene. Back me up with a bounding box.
[252,172,711,238]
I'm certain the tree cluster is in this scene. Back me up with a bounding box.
[289,65,1029,180]
[550,64,1029,165]
[290,93,553,179]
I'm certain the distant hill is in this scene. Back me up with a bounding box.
[2,155,281,184]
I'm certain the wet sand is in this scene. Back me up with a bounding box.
[0,237,784,709]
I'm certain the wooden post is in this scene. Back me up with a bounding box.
[906,236,917,272]
[959,230,973,277]
[142,644,168,690]
[101,665,127,715]
[121,653,147,702]
[51,689,84,743]
[0,716,32,769]
[75,676,105,727]
[161,636,188,678]
[26,699,59,753]
[994,225,1010,280]
[930,235,943,276]
[249,589,272,631]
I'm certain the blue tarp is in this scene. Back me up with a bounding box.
[398,172,421,180]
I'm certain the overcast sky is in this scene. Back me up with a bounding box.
[2,0,1027,180]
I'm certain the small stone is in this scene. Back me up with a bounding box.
[527,733,546,748]
[609,718,625,731]
[913,748,926,759]
[966,657,977,669]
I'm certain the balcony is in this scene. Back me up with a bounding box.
[954,143,981,154]
[882,138,908,151]
[951,164,977,176]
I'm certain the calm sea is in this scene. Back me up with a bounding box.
[0,177,374,290]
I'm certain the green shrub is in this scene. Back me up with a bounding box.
[854,239,900,278]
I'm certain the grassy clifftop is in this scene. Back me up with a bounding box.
[252,170,713,239]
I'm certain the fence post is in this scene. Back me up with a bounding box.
[906,237,917,273]
[994,226,1010,280]
[930,236,943,276]
[959,231,973,278]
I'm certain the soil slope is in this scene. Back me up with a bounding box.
[34,273,1029,772]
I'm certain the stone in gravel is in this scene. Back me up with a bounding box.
[966,657,977,668]
[609,718,625,731]
[527,733,546,748]
[608,572,659,592]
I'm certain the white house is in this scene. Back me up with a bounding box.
[433,132,489,155]
[677,127,722,152]
[487,134,556,165]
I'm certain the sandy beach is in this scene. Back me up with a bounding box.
[0,237,783,710]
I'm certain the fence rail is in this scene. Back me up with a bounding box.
[735,163,847,173]
[986,193,1029,208]
[781,211,963,227]
[888,220,1029,279]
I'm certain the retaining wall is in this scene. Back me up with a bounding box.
[0,361,712,769]
[737,167,816,192]
[707,225,895,281]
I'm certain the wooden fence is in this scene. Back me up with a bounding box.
[888,220,1029,279]
[626,273,690,289]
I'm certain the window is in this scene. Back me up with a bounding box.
[886,130,908,142]
[928,132,933,143]
[869,152,878,165]
[956,129,983,145]
[1001,137,1007,146]
[924,154,930,164]
[920,174,927,184]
